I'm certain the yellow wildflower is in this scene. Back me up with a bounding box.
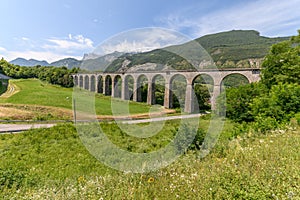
[147,177,155,183]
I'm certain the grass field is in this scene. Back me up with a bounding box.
[0,79,159,120]
[0,119,299,199]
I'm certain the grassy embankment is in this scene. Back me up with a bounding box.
[0,79,165,120]
[0,120,299,199]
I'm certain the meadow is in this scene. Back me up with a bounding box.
[0,78,299,199]
[0,79,159,120]
[0,120,299,199]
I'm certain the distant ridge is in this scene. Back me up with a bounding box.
[9,57,81,69]
[196,30,289,65]
[50,58,81,69]
[10,58,49,67]
[9,30,290,71]
[103,30,289,72]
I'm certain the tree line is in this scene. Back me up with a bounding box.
[218,30,300,132]
[0,58,78,87]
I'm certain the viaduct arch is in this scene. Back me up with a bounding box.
[73,68,261,113]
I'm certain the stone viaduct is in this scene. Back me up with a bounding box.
[73,68,261,113]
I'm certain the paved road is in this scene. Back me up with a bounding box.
[0,113,205,133]
[121,113,204,124]
[0,124,57,134]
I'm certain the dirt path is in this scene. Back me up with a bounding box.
[0,82,19,98]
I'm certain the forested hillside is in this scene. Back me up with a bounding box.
[197,30,289,66]
[103,30,288,72]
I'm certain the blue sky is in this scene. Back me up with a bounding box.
[0,0,300,62]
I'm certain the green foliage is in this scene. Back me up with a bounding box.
[173,124,196,154]
[0,58,78,87]
[251,83,300,123]
[0,121,299,199]
[219,30,300,131]
[194,84,211,111]
[0,80,7,95]
[261,32,300,88]
[295,113,300,125]
[221,74,249,89]
[218,82,267,122]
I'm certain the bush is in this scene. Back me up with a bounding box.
[251,83,300,123]
[217,82,266,122]
[251,115,279,133]
[174,124,207,154]
[295,113,300,125]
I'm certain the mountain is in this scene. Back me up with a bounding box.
[9,30,290,71]
[80,51,125,71]
[10,58,49,66]
[50,58,81,69]
[9,57,81,69]
[103,30,289,72]
[195,30,289,66]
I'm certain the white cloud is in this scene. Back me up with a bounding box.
[44,34,94,51]
[0,47,7,52]
[159,0,300,37]
[97,28,190,55]
[1,34,94,62]
[21,37,29,41]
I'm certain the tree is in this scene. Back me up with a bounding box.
[261,30,300,88]
[218,30,300,125]
[0,58,76,87]
[217,82,266,122]
[251,83,300,122]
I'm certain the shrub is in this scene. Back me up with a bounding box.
[217,82,266,122]
[294,113,300,125]
[251,115,279,133]
[174,124,206,154]
[251,83,300,123]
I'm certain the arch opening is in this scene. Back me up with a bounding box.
[221,73,250,92]
[192,74,214,112]
[79,76,83,88]
[97,76,103,93]
[90,75,96,92]
[124,75,134,100]
[104,75,112,96]
[169,74,187,110]
[74,76,79,86]
[136,75,148,103]
[113,75,122,98]
[84,75,89,90]
[152,75,165,106]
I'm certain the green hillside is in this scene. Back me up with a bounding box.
[104,30,288,72]
[0,79,152,119]
[197,30,289,65]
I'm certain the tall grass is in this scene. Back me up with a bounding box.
[0,120,299,199]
